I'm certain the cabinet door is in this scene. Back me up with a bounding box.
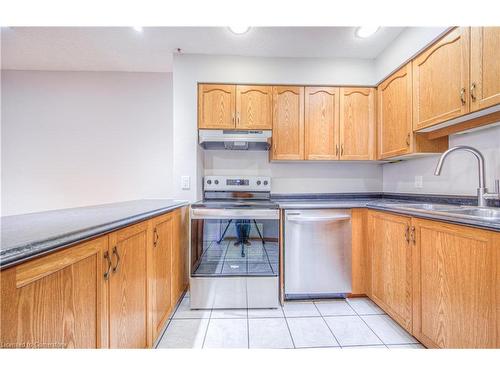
[271,86,304,160]
[412,27,470,130]
[171,207,189,305]
[470,27,500,111]
[339,87,376,160]
[151,213,174,342]
[108,222,149,348]
[304,87,340,160]
[412,219,499,348]
[368,211,412,331]
[0,237,107,348]
[198,84,236,129]
[377,63,413,159]
[236,85,272,129]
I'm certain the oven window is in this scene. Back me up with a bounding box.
[191,218,279,277]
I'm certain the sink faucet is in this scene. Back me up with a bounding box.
[434,145,500,207]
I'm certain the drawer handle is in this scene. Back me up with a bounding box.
[104,251,112,280]
[112,246,120,273]
[287,215,351,223]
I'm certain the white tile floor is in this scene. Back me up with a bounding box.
[156,293,425,349]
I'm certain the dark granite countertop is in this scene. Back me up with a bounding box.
[272,193,500,232]
[1,199,188,269]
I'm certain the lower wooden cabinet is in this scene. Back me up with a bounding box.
[412,219,500,348]
[0,237,107,348]
[0,207,188,349]
[368,210,413,331]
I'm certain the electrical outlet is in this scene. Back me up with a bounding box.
[181,176,190,190]
[414,175,423,188]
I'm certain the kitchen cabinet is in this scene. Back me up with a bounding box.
[470,27,500,111]
[0,237,107,348]
[377,63,448,160]
[198,84,272,130]
[412,27,470,130]
[236,85,273,130]
[339,87,376,160]
[107,221,150,349]
[304,86,340,160]
[150,212,174,342]
[412,219,499,348]
[351,208,371,296]
[171,206,189,305]
[198,84,236,129]
[368,210,413,331]
[271,86,304,160]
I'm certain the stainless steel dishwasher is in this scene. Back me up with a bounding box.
[284,209,352,299]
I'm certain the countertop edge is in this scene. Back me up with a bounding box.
[0,201,189,270]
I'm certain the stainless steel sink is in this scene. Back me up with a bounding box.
[383,203,463,211]
[383,203,500,222]
[438,207,500,221]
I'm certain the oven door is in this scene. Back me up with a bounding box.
[190,208,280,308]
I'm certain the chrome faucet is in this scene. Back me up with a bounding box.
[434,145,500,207]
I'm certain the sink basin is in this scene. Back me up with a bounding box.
[439,207,500,221]
[384,203,462,211]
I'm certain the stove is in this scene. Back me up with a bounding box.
[190,176,280,309]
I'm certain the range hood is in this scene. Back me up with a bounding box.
[199,129,272,151]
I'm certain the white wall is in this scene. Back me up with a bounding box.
[383,125,500,196]
[1,70,174,215]
[173,53,382,201]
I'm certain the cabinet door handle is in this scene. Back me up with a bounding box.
[410,226,416,245]
[470,83,477,101]
[153,228,159,247]
[104,251,112,280]
[336,145,339,156]
[404,225,410,244]
[236,112,240,126]
[341,144,344,156]
[406,133,411,146]
[112,246,120,273]
[460,88,466,104]
[232,113,235,125]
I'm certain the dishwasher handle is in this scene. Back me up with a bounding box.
[286,214,351,223]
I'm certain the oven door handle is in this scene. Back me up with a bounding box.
[191,208,279,220]
[287,215,351,223]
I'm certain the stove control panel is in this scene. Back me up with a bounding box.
[204,176,271,192]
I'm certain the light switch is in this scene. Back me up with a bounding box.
[414,175,423,188]
[181,176,190,190]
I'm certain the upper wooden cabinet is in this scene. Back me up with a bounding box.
[304,87,340,160]
[339,87,376,160]
[107,221,150,349]
[412,219,499,348]
[0,237,107,348]
[271,86,304,160]
[470,27,500,111]
[377,64,413,159]
[412,27,470,130]
[198,84,236,129]
[236,85,273,130]
[368,210,413,331]
[198,84,272,130]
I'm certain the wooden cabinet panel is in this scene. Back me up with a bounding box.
[412,27,470,130]
[412,219,499,348]
[368,210,412,331]
[108,222,149,348]
[198,84,236,129]
[0,237,107,348]
[271,86,304,160]
[377,64,413,159]
[351,208,370,296]
[470,27,500,111]
[236,85,272,129]
[171,206,189,305]
[151,213,174,342]
[339,87,376,160]
[304,87,340,160]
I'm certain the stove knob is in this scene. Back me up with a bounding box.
[206,179,212,185]
[256,180,261,186]
[214,179,219,185]
[263,180,269,186]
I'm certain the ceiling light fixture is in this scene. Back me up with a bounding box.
[228,26,250,35]
[132,26,143,32]
[355,26,380,38]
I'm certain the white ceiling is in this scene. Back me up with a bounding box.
[1,27,405,72]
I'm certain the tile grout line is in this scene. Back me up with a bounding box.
[313,301,342,348]
[346,298,389,348]
[201,306,213,349]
